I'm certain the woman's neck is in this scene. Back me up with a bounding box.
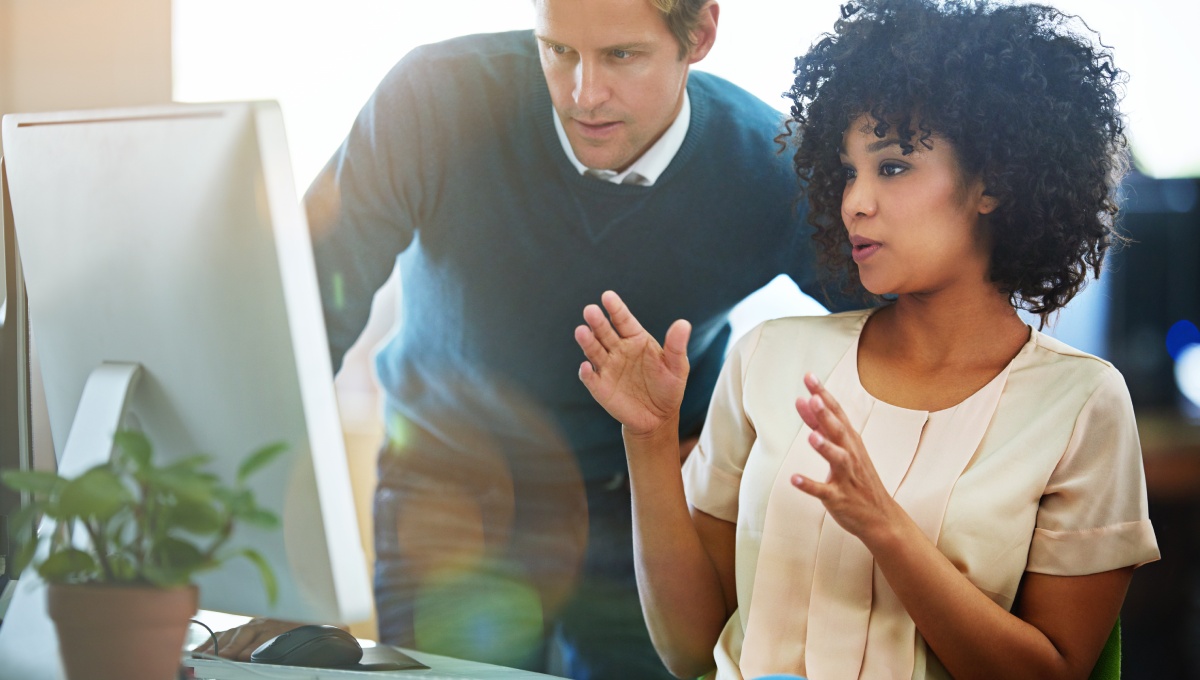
[884,288,1027,366]
[856,286,1030,412]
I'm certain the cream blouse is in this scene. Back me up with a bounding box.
[682,309,1160,680]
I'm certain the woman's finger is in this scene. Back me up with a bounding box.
[662,318,692,375]
[583,303,622,350]
[795,394,847,448]
[792,473,833,501]
[808,429,849,471]
[575,324,609,369]
[601,290,647,338]
[805,373,851,422]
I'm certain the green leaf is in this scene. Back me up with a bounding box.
[237,442,288,485]
[7,500,44,539]
[38,548,98,582]
[108,553,138,582]
[149,537,207,577]
[10,532,38,577]
[145,468,216,504]
[235,507,280,530]
[165,498,224,535]
[1,470,66,497]
[113,430,153,470]
[165,454,213,473]
[237,548,278,605]
[219,488,256,516]
[58,468,133,522]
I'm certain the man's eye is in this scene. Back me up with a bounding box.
[612,49,632,59]
[548,43,568,55]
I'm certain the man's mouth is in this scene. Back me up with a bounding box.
[573,119,622,137]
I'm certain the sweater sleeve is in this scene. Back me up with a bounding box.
[306,54,433,371]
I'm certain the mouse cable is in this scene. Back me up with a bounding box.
[189,618,220,657]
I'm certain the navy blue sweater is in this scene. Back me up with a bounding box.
[309,30,830,480]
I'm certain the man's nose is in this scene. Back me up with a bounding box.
[573,58,610,112]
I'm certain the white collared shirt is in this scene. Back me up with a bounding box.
[552,92,691,186]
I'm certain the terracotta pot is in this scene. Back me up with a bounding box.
[47,582,198,680]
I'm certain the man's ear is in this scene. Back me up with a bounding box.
[686,1,719,64]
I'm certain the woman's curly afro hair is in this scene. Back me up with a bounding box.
[786,0,1128,322]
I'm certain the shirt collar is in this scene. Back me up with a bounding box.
[552,91,691,186]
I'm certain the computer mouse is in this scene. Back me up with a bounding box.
[249,624,364,668]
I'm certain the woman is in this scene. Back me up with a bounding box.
[573,1,1160,678]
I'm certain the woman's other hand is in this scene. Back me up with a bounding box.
[575,290,691,438]
[791,372,900,542]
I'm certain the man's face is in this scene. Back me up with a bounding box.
[535,0,702,172]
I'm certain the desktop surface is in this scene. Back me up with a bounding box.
[184,645,562,679]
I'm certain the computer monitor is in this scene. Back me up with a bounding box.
[0,102,372,630]
[0,158,34,607]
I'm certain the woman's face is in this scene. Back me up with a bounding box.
[838,114,997,298]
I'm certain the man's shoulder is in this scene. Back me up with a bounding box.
[373,30,540,112]
[404,30,537,65]
[689,71,786,128]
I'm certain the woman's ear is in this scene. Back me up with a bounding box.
[979,191,999,215]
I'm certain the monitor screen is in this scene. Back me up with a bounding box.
[0,102,372,635]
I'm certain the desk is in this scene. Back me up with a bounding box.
[183,647,561,679]
[181,611,560,680]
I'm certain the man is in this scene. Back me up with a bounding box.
[207,0,846,676]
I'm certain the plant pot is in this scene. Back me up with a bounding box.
[47,582,198,680]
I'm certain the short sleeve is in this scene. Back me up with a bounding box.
[683,323,765,522]
[1027,367,1160,575]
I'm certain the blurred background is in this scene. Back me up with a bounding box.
[1,0,1197,676]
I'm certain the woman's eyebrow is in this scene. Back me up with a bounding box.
[866,138,901,153]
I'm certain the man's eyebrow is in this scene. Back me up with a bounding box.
[604,42,651,51]
[533,35,650,52]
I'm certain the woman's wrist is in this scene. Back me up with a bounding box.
[859,497,917,556]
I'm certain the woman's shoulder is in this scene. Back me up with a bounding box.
[757,308,874,338]
[1015,329,1134,415]
[729,308,873,372]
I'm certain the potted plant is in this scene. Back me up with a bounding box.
[2,430,287,680]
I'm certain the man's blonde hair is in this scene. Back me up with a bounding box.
[650,0,712,59]
[534,0,712,59]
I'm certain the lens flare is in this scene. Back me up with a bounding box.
[414,566,545,668]
[1166,320,1200,361]
[1175,344,1200,411]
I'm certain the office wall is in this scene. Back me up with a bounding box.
[0,0,171,157]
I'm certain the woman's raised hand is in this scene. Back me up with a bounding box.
[575,291,691,438]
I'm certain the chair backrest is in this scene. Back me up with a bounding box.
[1088,618,1121,680]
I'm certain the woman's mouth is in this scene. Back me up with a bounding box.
[849,236,882,263]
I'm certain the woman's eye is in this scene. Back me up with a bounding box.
[880,162,907,177]
[842,166,857,181]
